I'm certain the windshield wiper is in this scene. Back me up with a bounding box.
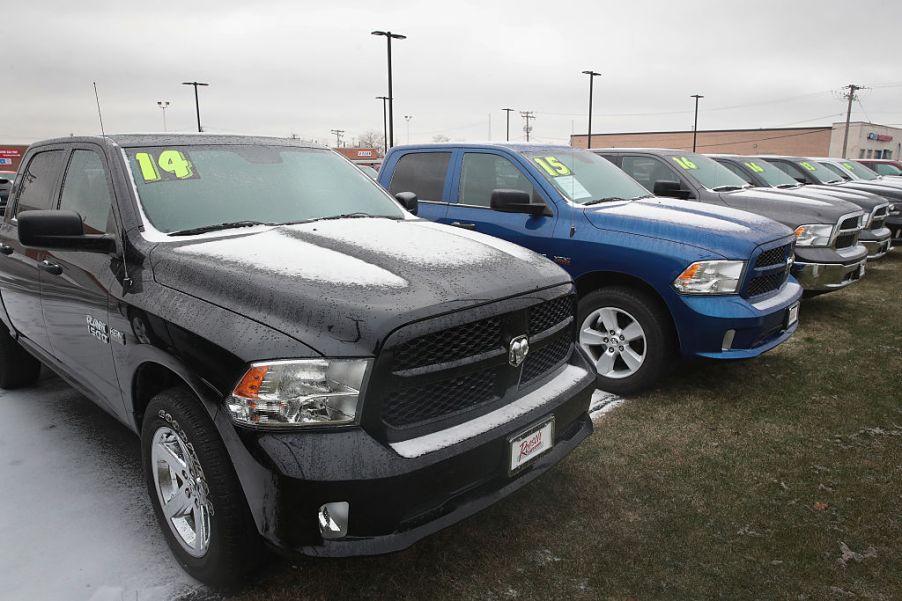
[582,196,628,206]
[712,185,744,192]
[776,183,800,189]
[169,220,272,236]
[280,212,400,226]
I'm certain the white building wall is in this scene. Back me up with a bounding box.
[829,122,902,159]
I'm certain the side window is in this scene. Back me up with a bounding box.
[387,152,451,201]
[459,153,537,207]
[720,162,754,184]
[14,150,65,216]
[58,150,115,234]
[621,156,678,192]
[773,161,806,181]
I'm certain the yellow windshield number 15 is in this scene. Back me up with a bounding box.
[534,156,572,177]
[135,150,195,182]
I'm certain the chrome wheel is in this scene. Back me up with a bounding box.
[151,426,212,557]
[580,307,647,379]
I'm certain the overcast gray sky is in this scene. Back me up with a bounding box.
[4,0,902,146]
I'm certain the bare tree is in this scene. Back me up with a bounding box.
[357,130,386,156]
[432,134,451,143]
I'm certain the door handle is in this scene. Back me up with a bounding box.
[450,222,477,230]
[38,260,62,275]
[0,244,12,255]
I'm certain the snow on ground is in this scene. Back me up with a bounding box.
[0,372,210,601]
[588,389,625,420]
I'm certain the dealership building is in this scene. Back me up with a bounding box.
[571,121,902,159]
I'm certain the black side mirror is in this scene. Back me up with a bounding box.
[18,210,116,253]
[653,180,692,200]
[490,189,549,216]
[394,191,418,215]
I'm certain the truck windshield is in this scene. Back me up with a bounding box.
[792,159,844,184]
[667,153,749,191]
[520,149,650,204]
[841,160,880,181]
[125,145,405,234]
[744,159,800,188]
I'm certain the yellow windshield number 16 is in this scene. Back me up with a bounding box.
[534,156,572,177]
[135,150,195,182]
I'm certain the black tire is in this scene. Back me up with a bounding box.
[141,387,260,589]
[0,328,41,389]
[577,286,674,395]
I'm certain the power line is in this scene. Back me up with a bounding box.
[330,128,345,147]
[520,111,535,142]
[840,84,867,158]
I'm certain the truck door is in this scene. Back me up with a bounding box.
[40,147,123,411]
[442,151,557,254]
[384,150,451,221]
[0,148,66,352]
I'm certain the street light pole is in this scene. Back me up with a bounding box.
[156,101,170,132]
[181,81,209,132]
[404,115,413,144]
[371,30,406,149]
[376,96,389,155]
[502,108,514,141]
[581,70,601,149]
[690,94,704,152]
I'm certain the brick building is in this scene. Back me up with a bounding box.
[570,121,902,159]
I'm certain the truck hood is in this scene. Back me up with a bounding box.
[789,185,887,212]
[150,218,569,356]
[834,181,902,202]
[581,197,792,258]
[718,188,862,227]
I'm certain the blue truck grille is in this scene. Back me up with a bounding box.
[755,243,792,268]
[742,241,793,299]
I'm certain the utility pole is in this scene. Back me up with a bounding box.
[841,84,864,158]
[330,129,345,147]
[376,96,389,155]
[520,111,535,142]
[502,108,514,141]
[582,70,601,148]
[156,101,170,132]
[181,81,209,132]
[371,30,407,148]
[404,115,413,144]
[690,94,704,152]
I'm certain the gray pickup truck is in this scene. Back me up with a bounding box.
[597,149,868,295]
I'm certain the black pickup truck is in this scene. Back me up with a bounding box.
[0,134,595,587]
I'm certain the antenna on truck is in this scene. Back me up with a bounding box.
[93,82,106,137]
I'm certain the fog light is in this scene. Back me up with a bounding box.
[722,329,735,351]
[318,502,349,539]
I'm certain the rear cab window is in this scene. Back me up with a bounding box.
[387,152,451,202]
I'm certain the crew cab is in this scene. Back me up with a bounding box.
[598,149,868,296]
[710,155,893,259]
[764,155,902,244]
[0,135,596,587]
[378,144,802,396]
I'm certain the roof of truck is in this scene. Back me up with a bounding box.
[29,133,327,150]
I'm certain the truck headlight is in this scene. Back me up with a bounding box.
[227,359,370,428]
[673,260,744,294]
[793,224,834,247]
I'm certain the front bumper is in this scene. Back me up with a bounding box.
[673,277,803,360]
[233,351,596,556]
[888,215,902,243]
[860,227,893,259]
[790,244,868,292]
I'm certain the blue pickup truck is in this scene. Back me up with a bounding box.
[377,144,803,394]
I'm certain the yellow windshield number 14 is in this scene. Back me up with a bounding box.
[534,156,572,177]
[135,150,195,182]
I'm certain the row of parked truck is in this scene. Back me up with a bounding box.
[0,133,895,587]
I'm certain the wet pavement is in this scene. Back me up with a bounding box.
[0,371,208,601]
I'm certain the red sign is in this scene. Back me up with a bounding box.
[0,146,28,172]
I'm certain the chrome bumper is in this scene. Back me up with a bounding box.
[861,227,893,259]
[792,258,867,291]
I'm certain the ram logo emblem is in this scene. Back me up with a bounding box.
[509,335,530,367]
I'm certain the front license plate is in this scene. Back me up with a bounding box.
[786,301,800,327]
[509,417,554,473]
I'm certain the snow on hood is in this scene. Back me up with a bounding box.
[582,197,791,257]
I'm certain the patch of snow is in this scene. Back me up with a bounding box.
[173,228,409,288]
[615,202,756,233]
[415,221,546,263]
[589,389,624,420]
[391,365,590,458]
[296,219,536,267]
[0,374,206,601]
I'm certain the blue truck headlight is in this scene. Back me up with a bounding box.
[793,224,834,247]
[673,260,744,294]
[227,359,370,428]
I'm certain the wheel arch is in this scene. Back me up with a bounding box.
[573,270,681,352]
